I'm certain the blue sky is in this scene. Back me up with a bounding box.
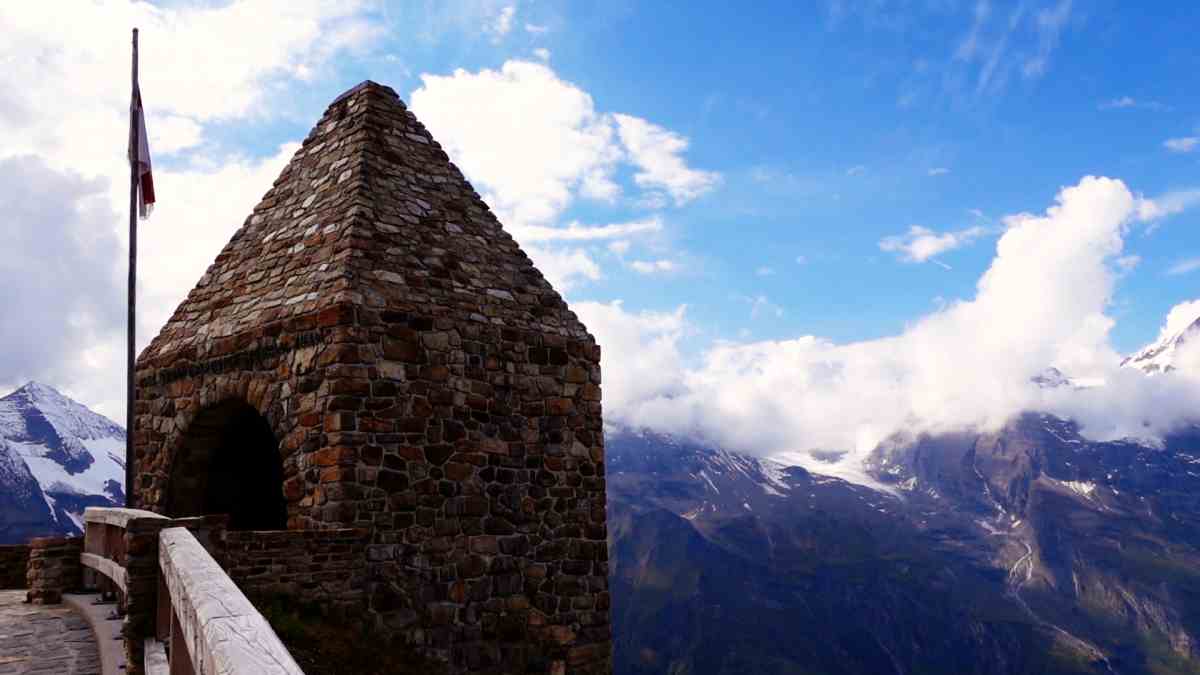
[178,0,1199,353]
[3,1,1200,450]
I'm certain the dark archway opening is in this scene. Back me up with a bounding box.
[168,400,287,531]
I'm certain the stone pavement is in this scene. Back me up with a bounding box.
[0,590,100,674]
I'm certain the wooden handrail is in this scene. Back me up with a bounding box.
[79,507,304,675]
[158,527,303,674]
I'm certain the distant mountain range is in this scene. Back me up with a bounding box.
[604,307,1200,675]
[607,418,1200,675]
[0,382,125,543]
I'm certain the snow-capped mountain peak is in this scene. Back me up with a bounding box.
[1121,310,1200,375]
[0,381,124,442]
[0,382,125,543]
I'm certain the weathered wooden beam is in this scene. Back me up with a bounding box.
[158,527,304,675]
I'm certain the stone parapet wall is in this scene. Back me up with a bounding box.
[220,528,368,616]
[0,545,30,589]
[25,536,82,604]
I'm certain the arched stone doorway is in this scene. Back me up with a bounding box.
[166,400,287,531]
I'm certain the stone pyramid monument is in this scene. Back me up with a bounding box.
[133,81,610,673]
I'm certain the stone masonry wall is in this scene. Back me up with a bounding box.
[132,81,611,674]
[0,544,30,589]
[220,528,368,616]
[25,536,82,604]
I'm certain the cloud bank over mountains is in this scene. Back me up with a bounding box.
[580,176,1200,476]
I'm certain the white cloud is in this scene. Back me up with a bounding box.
[630,259,678,275]
[1115,254,1141,272]
[412,61,623,229]
[593,177,1200,482]
[1136,189,1200,225]
[1164,137,1199,153]
[0,3,378,165]
[487,4,516,41]
[879,224,988,263]
[411,60,718,230]
[410,60,715,298]
[573,302,689,416]
[0,2,380,418]
[533,47,551,62]
[525,23,550,34]
[755,266,776,277]
[608,240,631,256]
[509,217,662,243]
[744,295,784,319]
[0,158,123,418]
[1098,96,1170,112]
[612,114,720,206]
[846,165,866,176]
[1023,0,1072,78]
[525,246,601,292]
[928,167,950,176]
[1155,300,1200,344]
[1168,258,1200,276]
[1101,96,1137,109]
[952,0,1074,95]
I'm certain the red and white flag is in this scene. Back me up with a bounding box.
[128,85,155,218]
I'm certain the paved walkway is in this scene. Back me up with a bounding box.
[0,590,101,674]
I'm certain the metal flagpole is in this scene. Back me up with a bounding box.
[126,27,138,507]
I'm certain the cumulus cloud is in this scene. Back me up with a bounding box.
[612,114,721,206]
[0,3,378,173]
[527,247,601,292]
[410,60,715,296]
[928,167,950,176]
[879,224,988,263]
[411,61,622,228]
[573,302,688,417]
[411,60,718,228]
[589,176,1200,481]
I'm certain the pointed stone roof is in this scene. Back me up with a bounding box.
[141,81,592,367]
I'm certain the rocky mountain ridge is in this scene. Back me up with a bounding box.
[608,418,1200,675]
